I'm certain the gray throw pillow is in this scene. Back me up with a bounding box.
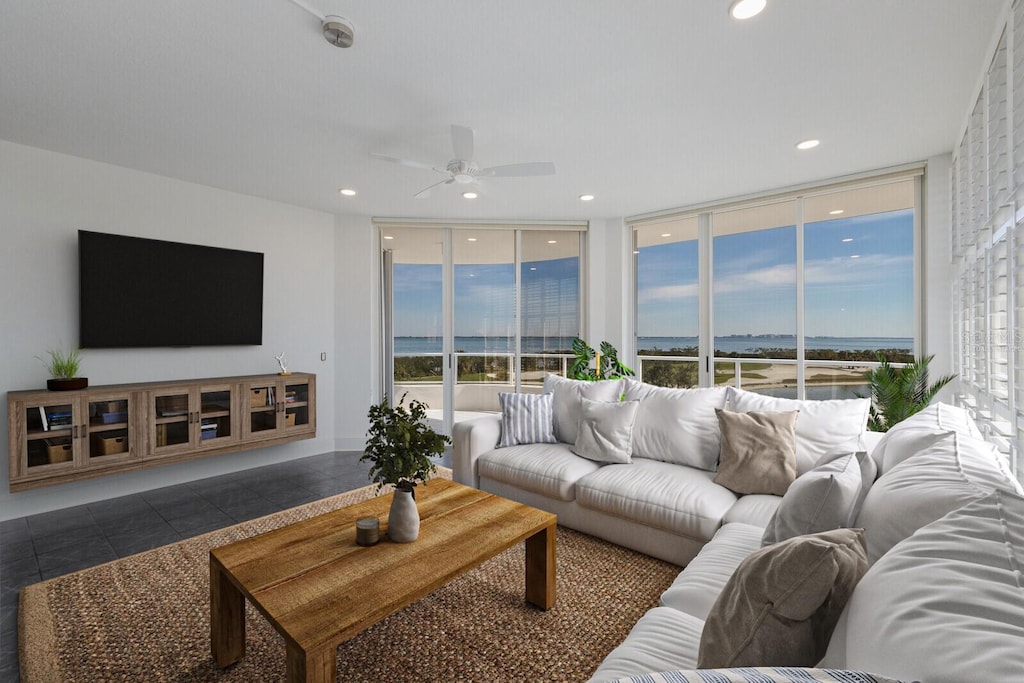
[698,528,868,669]
[714,408,798,496]
[761,451,875,546]
[572,398,640,464]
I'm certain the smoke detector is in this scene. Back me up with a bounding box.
[322,15,354,47]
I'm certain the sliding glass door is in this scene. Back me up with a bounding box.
[382,224,584,435]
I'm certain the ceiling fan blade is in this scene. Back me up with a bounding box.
[370,152,438,171]
[414,177,454,198]
[451,124,475,161]
[478,161,556,178]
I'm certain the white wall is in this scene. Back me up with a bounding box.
[0,141,337,520]
[333,214,380,450]
[922,154,954,388]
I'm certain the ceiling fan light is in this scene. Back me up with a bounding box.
[729,0,766,20]
[462,192,478,199]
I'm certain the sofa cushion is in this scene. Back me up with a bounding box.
[855,430,1019,563]
[623,379,728,471]
[874,402,983,474]
[659,522,764,620]
[576,458,738,541]
[761,451,873,546]
[721,494,781,527]
[587,606,702,682]
[714,409,798,495]
[497,391,556,447]
[572,398,640,464]
[698,528,868,668]
[477,442,600,502]
[823,489,1024,683]
[604,669,906,683]
[725,387,869,474]
[543,374,624,445]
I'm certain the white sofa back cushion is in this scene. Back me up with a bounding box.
[761,451,874,546]
[623,379,728,471]
[854,430,1018,563]
[543,374,624,445]
[725,387,869,474]
[873,402,983,474]
[823,489,1024,683]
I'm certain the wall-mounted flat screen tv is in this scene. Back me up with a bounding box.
[79,230,264,348]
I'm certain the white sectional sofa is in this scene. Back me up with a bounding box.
[452,376,1024,683]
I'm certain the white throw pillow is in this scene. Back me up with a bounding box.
[725,387,869,474]
[623,379,728,471]
[497,392,556,447]
[543,374,624,445]
[823,489,1024,683]
[874,402,984,474]
[572,398,640,464]
[761,451,874,546]
[854,430,1019,563]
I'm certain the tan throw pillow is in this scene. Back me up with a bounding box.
[714,408,798,495]
[698,528,868,669]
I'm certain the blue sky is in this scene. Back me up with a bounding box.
[394,209,914,340]
[393,256,579,338]
[637,209,914,338]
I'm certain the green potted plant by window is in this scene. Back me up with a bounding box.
[361,394,451,542]
[861,353,956,432]
[567,338,635,381]
[39,346,88,391]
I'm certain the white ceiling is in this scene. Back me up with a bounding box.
[0,1,1004,222]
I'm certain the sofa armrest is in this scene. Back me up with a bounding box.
[452,414,502,488]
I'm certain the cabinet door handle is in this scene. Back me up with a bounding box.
[73,425,78,438]
[81,424,87,438]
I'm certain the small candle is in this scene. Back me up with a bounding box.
[355,517,380,546]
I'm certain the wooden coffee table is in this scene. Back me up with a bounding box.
[209,478,557,682]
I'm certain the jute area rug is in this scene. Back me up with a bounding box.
[19,469,680,682]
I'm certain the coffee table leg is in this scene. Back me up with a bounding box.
[210,558,245,667]
[286,642,335,683]
[525,521,556,609]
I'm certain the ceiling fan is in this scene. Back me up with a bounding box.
[372,124,556,198]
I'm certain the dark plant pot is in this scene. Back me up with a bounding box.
[47,377,88,391]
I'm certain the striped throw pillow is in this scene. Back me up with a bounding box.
[498,392,556,447]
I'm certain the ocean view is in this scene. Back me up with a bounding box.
[394,335,913,355]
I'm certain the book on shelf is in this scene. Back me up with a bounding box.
[38,406,48,431]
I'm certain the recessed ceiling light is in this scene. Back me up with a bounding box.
[579,194,595,201]
[530,267,537,271]
[661,233,672,238]
[729,0,766,20]
[383,235,394,240]
[467,237,477,242]
[547,240,558,244]
[829,209,844,215]
[850,254,861,259]
[462,191,478,199]
[842,237,854,243]
[339,188,357,196]
[796,139,820,150]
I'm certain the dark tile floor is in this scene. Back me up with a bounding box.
[0,449,452,682]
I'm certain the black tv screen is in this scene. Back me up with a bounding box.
[79,231,264,348]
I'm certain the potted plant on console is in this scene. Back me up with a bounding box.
[39,346,87,391]
[362,394,451,542]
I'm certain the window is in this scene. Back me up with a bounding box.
[380,223,584,434]
[631,175,919,400]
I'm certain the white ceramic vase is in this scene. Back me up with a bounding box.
[388,488,420,542]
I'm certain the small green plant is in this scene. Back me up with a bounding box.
[38,346,83,379]
[860,354,956,432]
[361,394,451,493]
[567,338,635,381]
